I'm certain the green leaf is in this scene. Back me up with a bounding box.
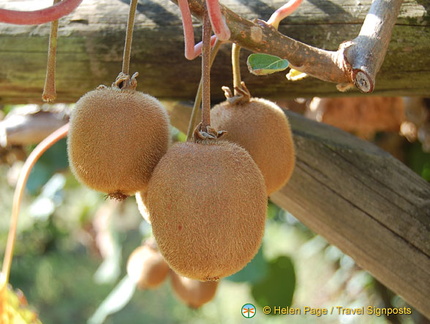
[226,245,268,283]
[251,255,295,311]
[247,54,289,76]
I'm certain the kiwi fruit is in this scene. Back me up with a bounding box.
[170,270,219,308]
[126,238,170,289]
[144,140,267,281]
[135,191,151,224]
[67,73,170,199]
[211,87,295,195]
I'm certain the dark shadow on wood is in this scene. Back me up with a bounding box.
[120,0,182,25]
[306,0,354,19]
[236,0,277,18]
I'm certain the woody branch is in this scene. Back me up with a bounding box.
[179,0,403,93]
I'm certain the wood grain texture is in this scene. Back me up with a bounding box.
[0,0,429,103]
[164,100,430,318]
[270,111,430,318]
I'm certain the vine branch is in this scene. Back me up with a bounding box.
[342,0,403,92]
[0,0,82,25]
[180,0,403,93]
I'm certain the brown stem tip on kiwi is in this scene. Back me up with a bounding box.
[170,270,219,309]
[67,72,170,200]
[126,238,170,289]
[144,140,267,281]
[211,82,296,195]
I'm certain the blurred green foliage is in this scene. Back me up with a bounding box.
[406,142,430,181]
[26,138,69,195]
[251,255,295,311]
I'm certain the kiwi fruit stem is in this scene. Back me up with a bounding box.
[222,81,251,106]
[223,42,251,105]
[186,39,222,141]
[42,0,60,103]
[200,9,212,132]
[121,0,138,75]
[112,71,138,91]
[231,43,242,90]
[1,123,69,289]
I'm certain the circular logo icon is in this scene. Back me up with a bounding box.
[241,303,256,318]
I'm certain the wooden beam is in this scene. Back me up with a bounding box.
[270,111,430,319]
[163,100,430,318]
[0,0,429,104]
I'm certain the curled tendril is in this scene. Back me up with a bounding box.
[0,0,83,25]
[178,0,228,60]
[267,0,303,29]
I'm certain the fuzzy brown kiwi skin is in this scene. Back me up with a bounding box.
[211,97,295,195]
[145,140,267,281]
[67,86,170,199]
[170,270,219,308]
[126,239,170,289]
[135,191,151,224]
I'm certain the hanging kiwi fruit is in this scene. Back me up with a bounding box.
[210,44,295,195]
[144,12,267,282]
[145,139,267,281]
[170,270,219,309]
[67,0,170,200]
[127,238,170,289]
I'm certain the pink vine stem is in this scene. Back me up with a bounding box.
[178,0,228,60]
[206,0,230,41]
[0,0,83,25]
[267,0,303,29]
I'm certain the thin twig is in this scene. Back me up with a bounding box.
[186,40,222,140]
[200,9,212,129]
[122,0,138,75]
[1,124,69,287]
[42,0,61,103]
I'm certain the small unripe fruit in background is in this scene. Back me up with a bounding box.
[170,270,219,308]
[145,140,267,281]
[67,73,170,200]
[126,238,170,289]
[211,89,295,195]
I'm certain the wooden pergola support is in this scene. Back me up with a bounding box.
[0,0,429,103]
